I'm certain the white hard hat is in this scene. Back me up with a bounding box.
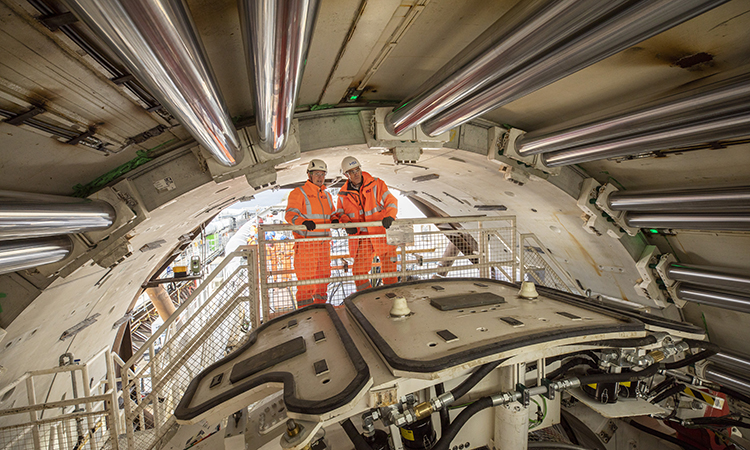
[307,159,327,173]
[341,156,361,173]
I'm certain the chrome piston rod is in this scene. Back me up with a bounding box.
[0,236,73,275]
[709,352,750,378]
[384,0,627,136]
[608,186,750,212]
[667,264,750,294]
[517,73,750,156]
[0,198,116,241]
[65,0,242,166]
[624,212,750,231]
[705,367,750,397]
[542,110,750,167]
[675,283,750,314]
[240,0,320,153]
[422,0,729,137]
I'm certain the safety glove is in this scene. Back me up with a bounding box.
[346,227,358,235]
[382,216,394,229]
[302,220,316,231]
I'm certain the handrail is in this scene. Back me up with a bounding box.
[124,246,254,367]
[520,233,581,294]
[258,215,513,232]
[0,393,112,416]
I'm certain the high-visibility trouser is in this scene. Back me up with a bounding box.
[350,235,398,291]
[293,240,331,307]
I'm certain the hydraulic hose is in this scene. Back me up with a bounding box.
[627,419,702,450]
[431,397,493,450]
[546,356,598,380]
[663,349,717,370]
[715,385,750,406]
[649,377,676,400]
[435,383,451,434]
[651,383,686,404]
[340,419,374,450]
[450,360,503,400]
[680,339,721,352]
[527,444,596,450]
[585,335,658,347]
[577,362,661,385]
[688,416,749,428]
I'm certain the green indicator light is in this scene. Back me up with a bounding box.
[649,229,659,234]
[350,95,358,100]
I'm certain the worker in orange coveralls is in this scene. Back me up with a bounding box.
[337,156,398,291]
[285,159,340,307]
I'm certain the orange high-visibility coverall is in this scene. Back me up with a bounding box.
[285,180,339,307]
[336,171,398,291]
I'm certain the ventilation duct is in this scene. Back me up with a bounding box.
[64,0,242,166]
[383,0,628,136]
[517,73,750,156]
[420,0,729,137]
[240,0,320,153]
[0,236,73,276]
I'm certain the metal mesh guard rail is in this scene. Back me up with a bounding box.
[0,410,111,450]
[118,247,258,450]
[520,233,580,295]
[257,216,517,316]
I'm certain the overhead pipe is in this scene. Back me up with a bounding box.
[667,264,750,294]
[383,0,629,136]
[517,73,750,156]
[541,110,750,167]
[608,186,750,212]
[239,0,320,153]
[624,212,750,231]
[0,196,115,241]
[64,0,242,166]
[675,283,750,314]
[421,0,730,137]
[0,236,74,275]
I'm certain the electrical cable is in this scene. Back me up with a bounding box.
[431,397,493,450]
[528,396,547,429]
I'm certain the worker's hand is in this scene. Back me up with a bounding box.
[302,220,316,231]
[346,227,358,235]
[382,216,394,229]
[331,219,340,224]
